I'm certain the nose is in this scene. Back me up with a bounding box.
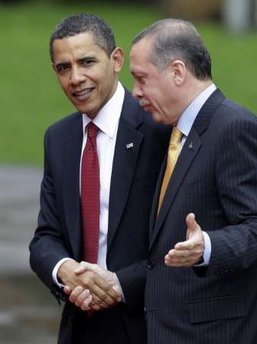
[70,66,85,85]
[132,82,143,99]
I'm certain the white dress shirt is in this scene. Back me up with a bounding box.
[52,82,125,285]
[176,83,217,265]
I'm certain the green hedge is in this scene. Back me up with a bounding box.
[0,1,257,165]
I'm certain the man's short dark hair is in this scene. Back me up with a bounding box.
[50,13,116,62]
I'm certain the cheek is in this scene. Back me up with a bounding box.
[57,76,69,91]
[144,78,163,98]
[146,87,164,107]
[97,78,111,98]
[93,68,110,87]
[143,84,157,99]
[156,82,173,106]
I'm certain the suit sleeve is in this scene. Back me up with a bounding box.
[29,130,71,295]
[115,260,147,309]
[206,114,257,274]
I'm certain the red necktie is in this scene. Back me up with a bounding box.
[81,122,100,263]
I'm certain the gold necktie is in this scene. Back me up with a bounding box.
[158,127,182,212]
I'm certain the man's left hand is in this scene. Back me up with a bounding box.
[164,213,205,267]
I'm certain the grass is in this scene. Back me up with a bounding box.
[1,1,257,165]
[198,23,257,113]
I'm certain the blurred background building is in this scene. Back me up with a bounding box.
[162,0,257,32]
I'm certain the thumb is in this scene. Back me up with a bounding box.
[75,261,96,274]
[186,213,199,239]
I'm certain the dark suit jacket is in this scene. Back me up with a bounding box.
[29,90,170,344]
[146,89,257,344]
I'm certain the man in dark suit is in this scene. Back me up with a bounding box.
[130,18,257,344]
[29,14,170,344]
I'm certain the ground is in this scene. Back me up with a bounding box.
[0,165,60,344]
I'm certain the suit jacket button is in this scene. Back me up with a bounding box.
[147,261,154,269]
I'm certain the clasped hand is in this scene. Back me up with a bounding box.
[164,213,205,267]
[58,260,122,312]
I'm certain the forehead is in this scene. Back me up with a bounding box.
[130,38,151,60]
[130,38,155,74]
[52,32,106,61]
[130,38,153,63]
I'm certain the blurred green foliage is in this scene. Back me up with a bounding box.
[0,1,257,165]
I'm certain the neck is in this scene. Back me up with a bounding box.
[181,78,212,110]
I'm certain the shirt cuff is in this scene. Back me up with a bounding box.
[195,231,212,266]
[52,257,73,288]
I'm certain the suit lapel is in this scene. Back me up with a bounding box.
[150,128,202,247]
[62,114,83,260]
[150,89,225,248]
[149,155,166,231]
[108,93,143,248]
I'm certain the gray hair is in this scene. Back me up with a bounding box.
[132,18,212,80]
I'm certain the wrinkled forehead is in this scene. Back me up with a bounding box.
[130,38,153,66]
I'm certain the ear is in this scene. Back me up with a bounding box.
[111,47,124,72]
[170,59,186,86]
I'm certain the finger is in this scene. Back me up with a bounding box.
[69,286,88,304]
[90,284,119,306]
[165,255,186,267]
[83,272,121,302]
[167,248,191,258]
[89,293,111,310]
[74,261,92,274]
[165,250,184,264]
[90,299,109,310]
[69,286,84,304]
[174,239,196,250]
[186,213,196,229]
[186,213,201,239]
[63,285,71,295]
[165,247,192,263]
[80,262,103,276]
[165,245,204,267]
[90,302,102,311]
[81,294,93,311]
[74,289,91,307]
[164,253,193,267]
[69,285,82,302]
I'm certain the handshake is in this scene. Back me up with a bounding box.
[58,260,123,312]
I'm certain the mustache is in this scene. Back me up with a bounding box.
[139,99,148,107]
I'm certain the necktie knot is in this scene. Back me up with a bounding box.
[169,127,182,146]
[87,122,99,139]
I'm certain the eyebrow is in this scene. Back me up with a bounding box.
[78,56,98,62]
[130,70,147,77]
[54,61,70,70]
[56,54,98,65]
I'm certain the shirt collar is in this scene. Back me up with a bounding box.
[177,83,217,137]
[82,81,125,138]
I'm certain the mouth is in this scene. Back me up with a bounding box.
[139,99,147,107]
[139,99,152,112]
[72,87,95,101]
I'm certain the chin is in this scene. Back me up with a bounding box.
[151,112,165,124]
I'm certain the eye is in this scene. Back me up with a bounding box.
[55,63,70,73]
[80,57,96,66]
[137,76,146,84]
